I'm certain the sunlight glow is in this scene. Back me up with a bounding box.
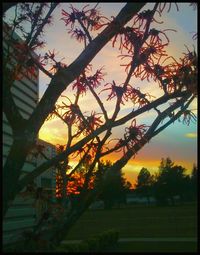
[184,132,197,139]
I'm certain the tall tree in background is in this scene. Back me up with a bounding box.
[3,3,197,250]
[99,161,131,209]
[190,164,197,200]
[154,157,187,205]
[135,167,153,204]
[134,159,197,206]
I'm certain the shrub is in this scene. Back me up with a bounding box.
[57,229,119,252]
[85,237,100,252]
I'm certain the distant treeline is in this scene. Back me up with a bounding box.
[58,158,197,208]
[134,157,197,206]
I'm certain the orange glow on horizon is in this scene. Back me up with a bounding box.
[40,121,195,188]
[56,172,94,197]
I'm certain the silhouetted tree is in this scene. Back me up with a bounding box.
[190,164,197,200]
[99,161,131,209]
[154,157,187,205]
[135,167,153,204]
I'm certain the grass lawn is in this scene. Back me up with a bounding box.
[104,241,197,253]
[64,203,197,252]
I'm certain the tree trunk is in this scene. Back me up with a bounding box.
[3,135,35,217]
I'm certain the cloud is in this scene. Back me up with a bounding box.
[184,132,197,139]
[39,118,68,145]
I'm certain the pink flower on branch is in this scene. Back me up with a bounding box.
[110,119,149,156]
[70,28,86,43]
[72,67,105,94]
[87,67,105,89]
[119,41,168,75]
[148,28,177,46]
[132,9,163,30]
[124,119,149,149]
[100,80,129,105]
[61,4,109,37]
[78,111,104,135]
[126,86,156,108]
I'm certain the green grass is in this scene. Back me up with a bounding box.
[65,203,197,240]
[104,241,197,253]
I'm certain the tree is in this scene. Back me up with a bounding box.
[99,161,131,209]
[154,157,187,205]
[3,3,197,251]
[190,164,197,200]
[135,167,153,204]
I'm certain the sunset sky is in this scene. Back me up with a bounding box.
[6,3,198,186]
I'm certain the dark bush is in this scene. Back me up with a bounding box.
[57,229,119,252]
[85,237,100,252]
[77,241,89,252]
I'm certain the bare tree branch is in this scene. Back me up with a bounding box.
[29,3,59,48]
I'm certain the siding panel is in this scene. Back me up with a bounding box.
[3,218,36,232]
[11,87,37,108]
[5,207,36,219]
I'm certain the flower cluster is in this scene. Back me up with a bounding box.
[70,28,86,42]
[86,111,103,130]
[126,86,156,108]
[112,26,144,53]
[87,67,105,88]
[111,6,178,91]
[72,67,105,94]
[39,49,67,74]
[119,39,168,75]
[112,16,175,54]
[78,111,103,135]
[61,4,109,43]
[113,119,149,155]
[148,28,176,46]
[155,46,198,94]
[66,172,94,195]
[133,9,163,30]
[100,80,129,104]
[124,119,149,151]
[62,103,83,126]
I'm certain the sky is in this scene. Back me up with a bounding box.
[5,3,198,186]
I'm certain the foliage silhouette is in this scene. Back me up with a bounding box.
[135,158,197,206]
